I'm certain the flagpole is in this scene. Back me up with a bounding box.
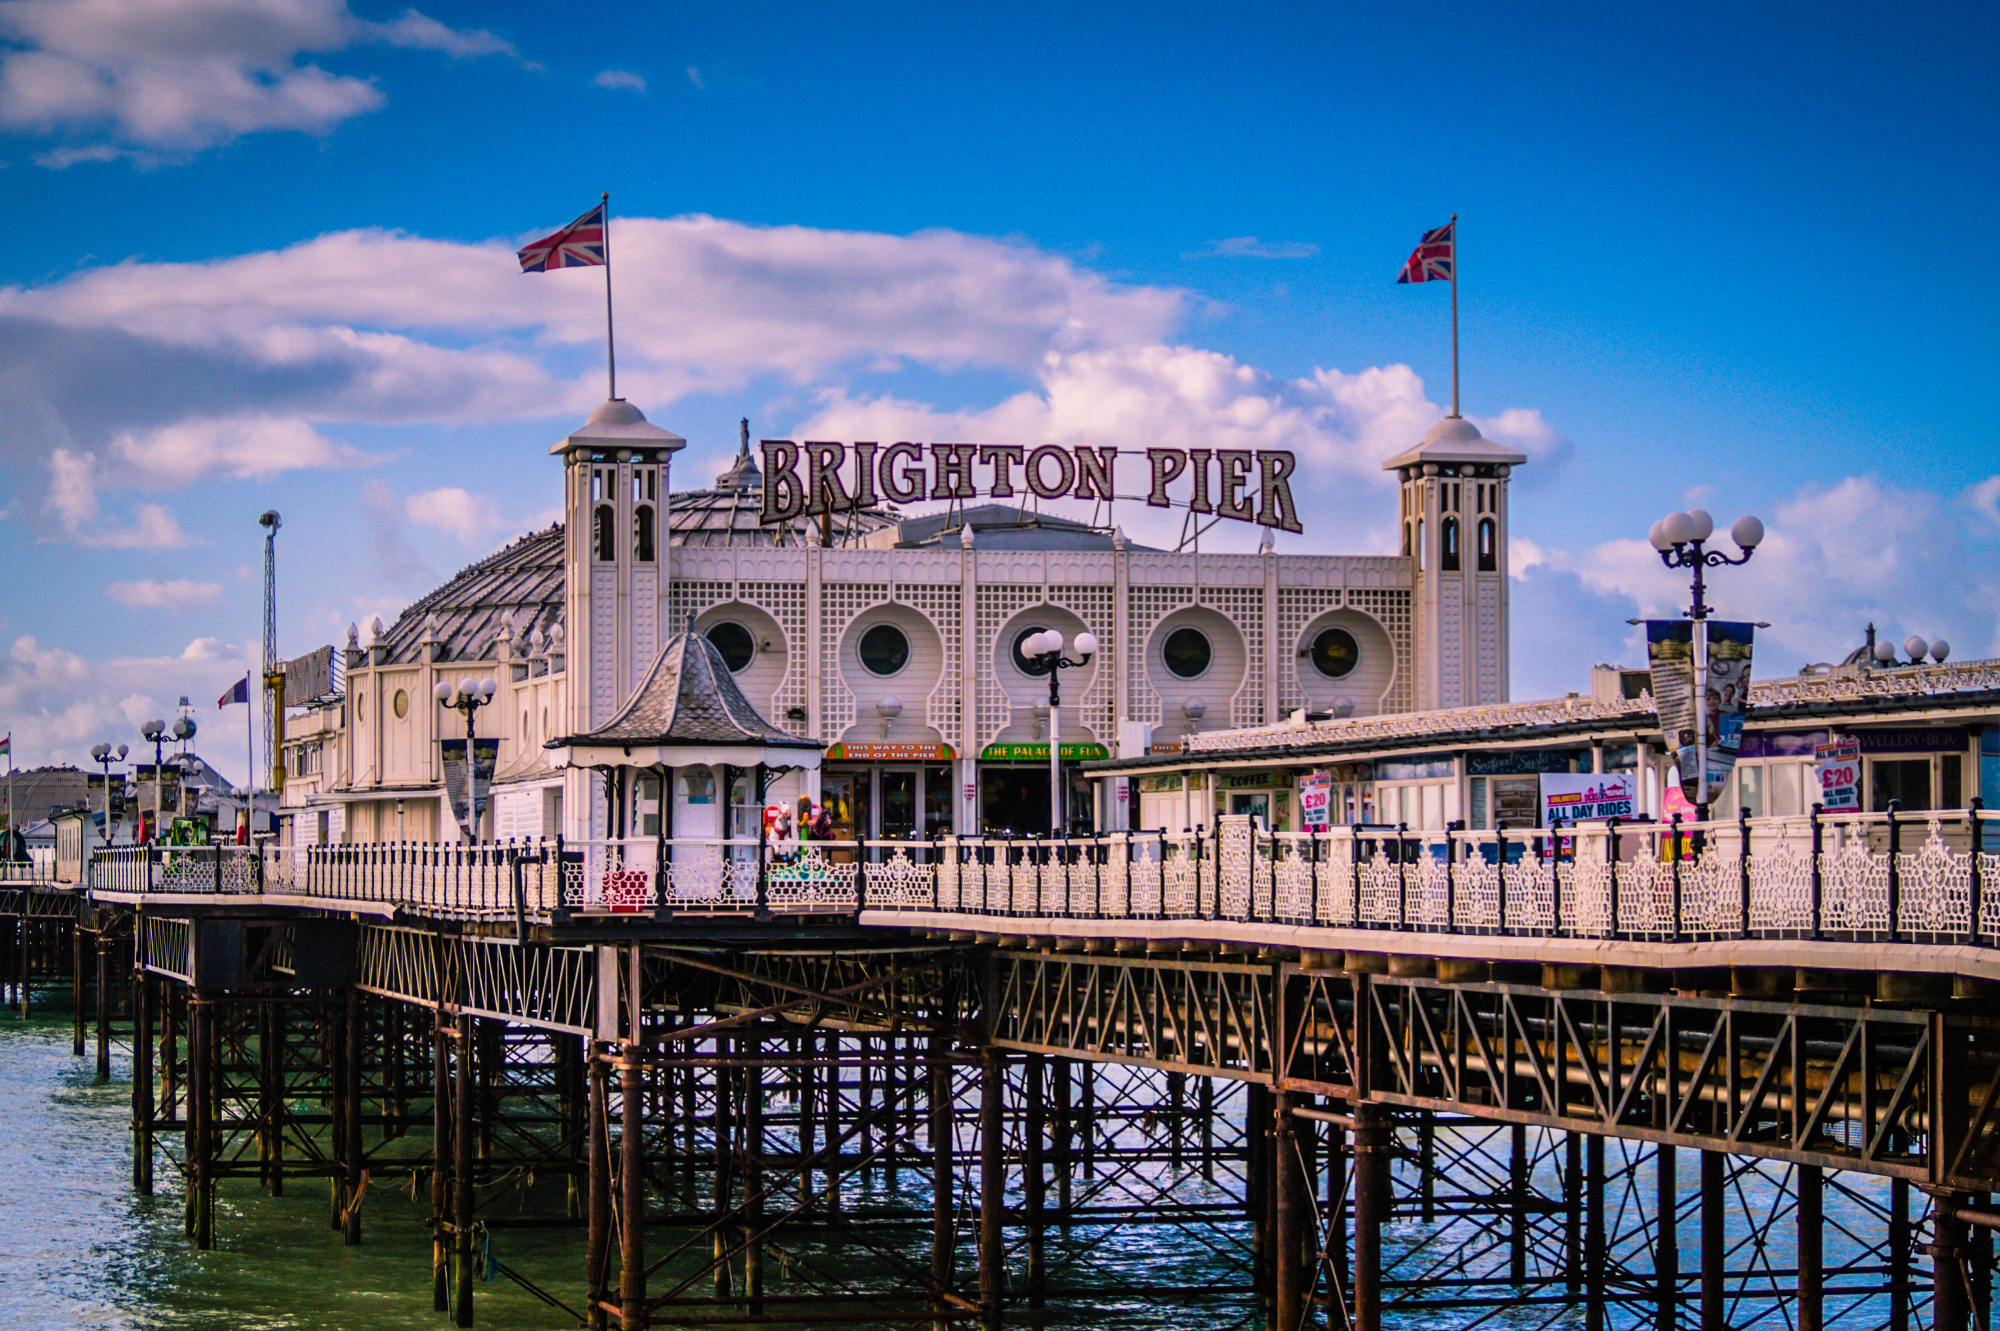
[5,735,13,865]
[602,191,617,401]
[1450,212,1460,418]
[245,667,254,848]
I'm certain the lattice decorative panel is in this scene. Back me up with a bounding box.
[738,581,810,737]
[1124,584,1195,726]
[1347,588,1413,714]
[895,581,964,745]
[819,582,888,743]
[1200,585,1267,729]
[974,584,1046,747]
[1050,584,1117,742]
[1476,579,1502,704]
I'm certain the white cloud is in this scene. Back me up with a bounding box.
[44,447,198,547]
[1511,473,2000,681]
[404,485,507,545]
[0,0,513,154]
[685,65,701,90]
[107,578,223,608]
[0,631,257,771]
[1966,475,2000,531]
[109,415,371,483]
[593,68,643,93]
[1190,237,1320,260]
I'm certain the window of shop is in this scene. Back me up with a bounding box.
[1162,627,1212,679]
[706,621,756,672]
[858,623,910,676]
[1870,759,1931,812]
[1308,627,1359,679]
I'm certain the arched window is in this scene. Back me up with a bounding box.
[1402,521,1413,558]
[594,504,615,561]
[634,504,655,562]
[1477,518,1497,572]
[1441,517,1461,572]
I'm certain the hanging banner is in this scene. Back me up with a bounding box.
[1299,770,1333,830]
[1702,621,1756,805]
[1648,619,1756,805]
[1538,772,1638,826]
[440,737,500,838]
[1813,738,1861,812]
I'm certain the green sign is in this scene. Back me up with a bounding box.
[980,742,1111,762]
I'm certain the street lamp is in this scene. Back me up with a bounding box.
[1019,629,1098,835]
[435,676,498,841]
[89,742,128,843]
[139,719,167,842]
[173,756,205,821]
[1647,508,1763,816]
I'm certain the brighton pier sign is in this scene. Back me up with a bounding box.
[759,441,1305,534]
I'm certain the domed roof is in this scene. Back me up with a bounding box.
[1381,415,1528,471]
[550,398,687,456]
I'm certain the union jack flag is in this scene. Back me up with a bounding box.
[518,203,607,272]
[1396,220,1454,284]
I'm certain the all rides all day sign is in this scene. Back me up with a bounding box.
[759,441,1306,534]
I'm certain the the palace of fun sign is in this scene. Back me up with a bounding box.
[759,441,1306,535]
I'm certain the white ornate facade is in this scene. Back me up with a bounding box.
[281,404,1520,845]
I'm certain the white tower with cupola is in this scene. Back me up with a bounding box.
[552,399,686,837]
[1384,416,1525,711]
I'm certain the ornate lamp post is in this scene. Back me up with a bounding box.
[1647,508,1763,817]
[139,719,167,842]
[89,742,129,843]
[434,676,498,841]
[1018,629,1098,835]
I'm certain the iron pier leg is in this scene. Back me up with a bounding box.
[1933,1191,1970,1331]
[1892,1176,1911,1331]
[586,1045,609,1331]
[453,1018,475,1328]
[342,988,363,1244]
[1422,1111,1438,1225]
[132,969,152,1195]
[745,1045,764,1317]
[1199,1074,1216,1184]
[1353,1101,1387,1331]
[1275,1089,1310,1331]
[1585,1134,1606,1331]
[1510,1122,1529,1285]
[1700,1149,1725,1330]
[1168,1070,1185,1171]
[618,1039,645,1331]
[1249,1079,1271,1323]
[1024,1050,1046,1309]
[1565,1132,1582,1297]
[979,1049,1005,1331]
[823,1029,841,1216]
[432,1009,451,1313]
[713,1034,734,1303]
[1325,1117,1347,1330]
[95,933,111,1082]
[72,925,85,1057]
[1054,1058,1074,1228]
[1655,1143,1678,1331]
[190,990,214,1249]
[931,1036,955,1331]
[1798,1164,1822,1331]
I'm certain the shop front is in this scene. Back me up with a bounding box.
[820,742,956,842]
[978,741,1109,836]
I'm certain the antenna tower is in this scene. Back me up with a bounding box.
[259,511,284,792]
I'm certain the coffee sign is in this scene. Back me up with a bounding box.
[760,441,1304,534]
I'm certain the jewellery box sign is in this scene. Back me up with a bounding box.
[759,442,1305,534]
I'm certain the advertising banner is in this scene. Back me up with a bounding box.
[1299,771,1333,830]
[1702,621,1756,804]
[441,737,500,838]
[1538,773,1638,826]
[1648,619,1756,805]
[1813,738,1861,812]
[1647,620,1696,769]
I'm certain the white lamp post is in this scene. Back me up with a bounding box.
[1020,629,1098,835]
[435,676,499,840]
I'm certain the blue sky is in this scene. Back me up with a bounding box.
[1,0,1995,778]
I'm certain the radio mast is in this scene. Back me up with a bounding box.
[259,511,284,794]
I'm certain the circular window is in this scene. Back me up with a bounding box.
[1309,627,1360,679]
[705,621,756,673]
[1011,626,1054,676]
[1162,627,1212,680]
[392,689,408,719]
[858,623,910,677]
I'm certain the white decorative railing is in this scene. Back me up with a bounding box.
[1185,656,2000,755]
[78,808,2000,947]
